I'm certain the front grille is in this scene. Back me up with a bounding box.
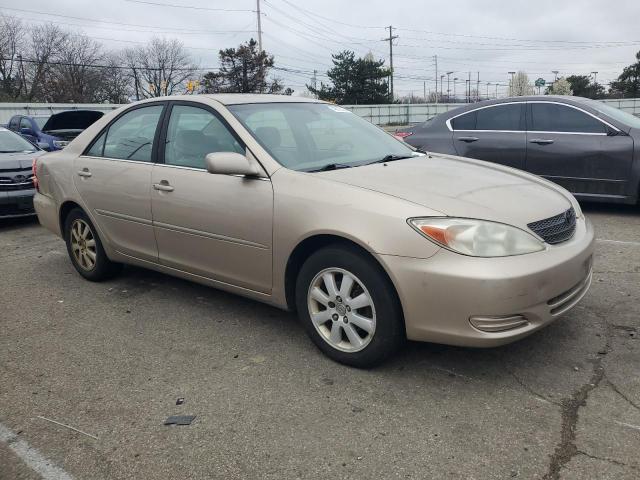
[527,207,576,245]
[0,174,35,191]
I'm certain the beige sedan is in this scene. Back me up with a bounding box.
[33,95,595,367]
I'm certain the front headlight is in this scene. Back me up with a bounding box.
[409,218,545,257]
[53,140,69,149]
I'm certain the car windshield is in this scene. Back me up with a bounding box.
[0,130,37,153]
[33,116,50,129]
[583,100,640,129]
[228,103,415,171]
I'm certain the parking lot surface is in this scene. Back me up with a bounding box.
[1,204,638,480]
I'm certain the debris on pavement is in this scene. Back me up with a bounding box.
[37,415,98,440]
[164,415,196,426]
[176,398,185,405]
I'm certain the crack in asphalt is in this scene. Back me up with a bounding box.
[507,370,560,406]
[577,450,640,471]
[606,378,640,412]
[542,312,611,480]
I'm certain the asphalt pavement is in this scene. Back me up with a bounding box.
[0,203,638,480]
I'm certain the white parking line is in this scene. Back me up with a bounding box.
[597,239,640,247]
[0,422,73,480]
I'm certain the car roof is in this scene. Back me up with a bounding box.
[130,94,325,106]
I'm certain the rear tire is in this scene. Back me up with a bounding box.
[295,245,404,368]
[64,208,122,281]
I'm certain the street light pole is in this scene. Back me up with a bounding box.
[552,70,559,82]
[508,71,516,95]
[440,74,445,100]
[446,71,453,102]
[453,77,458,102]
[591,71,598,85]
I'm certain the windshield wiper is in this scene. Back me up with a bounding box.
[307,163,353,172]
[365,154,414,165]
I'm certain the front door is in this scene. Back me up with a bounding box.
[74,104,165,262]
[525,101,634,198]
[151,103,273,293]
[451,102,527,169]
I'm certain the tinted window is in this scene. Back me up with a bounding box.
[475,104,523,131]
[19,118,31,130]
[164,105,244,169]
[530,103,606,133]
[102,106,163,162]
[451,112,476,130]
[8,117,19,130]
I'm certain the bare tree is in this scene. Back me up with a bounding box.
[0,15,25,99]
[95,52,132,103]
[124,38,196,99]
[46,33,104,102]
[509,71,534,96]
[25,24,68,101]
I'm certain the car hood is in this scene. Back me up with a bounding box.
[314,154,573,228]
[0,150,43,170]
[42,110,104,133]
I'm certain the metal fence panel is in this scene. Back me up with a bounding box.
[0,103,123,125]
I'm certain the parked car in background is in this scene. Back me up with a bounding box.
[396,96,640,205]
[0,127,43,218]
[8,110,104,151]
[34,95,593,367]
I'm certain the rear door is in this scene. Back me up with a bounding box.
[450,102,526,169]
[525,101,634,198]
[74,103,165,262]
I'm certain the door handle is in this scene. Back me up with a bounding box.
[457,136,479,143]
[529,139,554,145]
[77,168,92,178]
[153,180,174,192]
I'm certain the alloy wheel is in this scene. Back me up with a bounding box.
[70,219,97,271]
[307,268,376,353]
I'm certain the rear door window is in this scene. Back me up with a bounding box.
[475,104,523,131]
[102,105,163,162]
[451,111,476,130]
[530,103,607,134]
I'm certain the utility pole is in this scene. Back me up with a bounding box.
[467,71,471,102]
[423,81,426,102]
[256,0,263,52]
[453,77,458,102]
[508,71,516,96]
[465,79,470,103]
[434,55,438,103]
[446,71,453,102]
[476,72,480,102]
[383,26,398,102]
[440,75,444,100]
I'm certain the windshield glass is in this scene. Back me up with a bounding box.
[33,116,50,129]
[583,100,640,129]
[0,130,37,152]
[228,103,414,171]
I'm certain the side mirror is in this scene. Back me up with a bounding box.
[37,141,50,151]
[205,152,260,176]
[20,127,34,136]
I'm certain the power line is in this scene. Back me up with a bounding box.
[122,0,255,12]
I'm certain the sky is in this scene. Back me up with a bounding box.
[1,0,639,99]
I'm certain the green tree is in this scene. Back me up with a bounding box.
[202,39,283,94]
[561,75,604,98]
[307,50,390,104]
[610,51,640,98]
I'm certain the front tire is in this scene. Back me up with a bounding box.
[295,245,404,368]
[64,208,121,281]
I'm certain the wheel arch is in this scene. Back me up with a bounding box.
[284,234,405,325]
[58,200,84,239]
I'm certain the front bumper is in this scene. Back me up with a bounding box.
[379,217,595,347]
[0,188,36,218]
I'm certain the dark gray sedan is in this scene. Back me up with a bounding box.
[0,127,43,218]
[397,96,640,204]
